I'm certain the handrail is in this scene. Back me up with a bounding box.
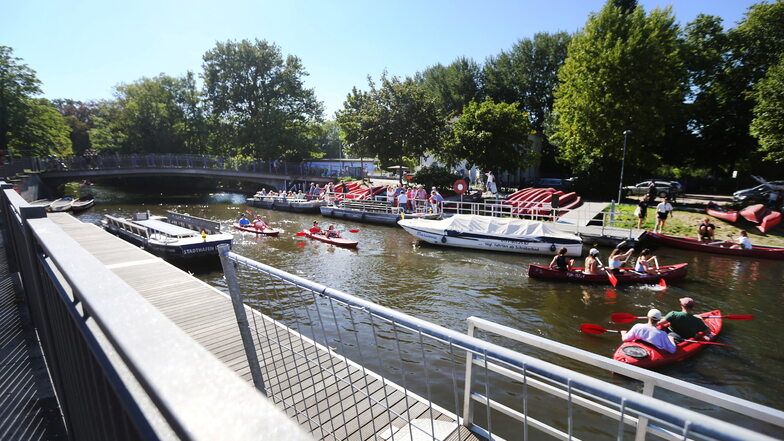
[0,184,310,440]
[225,249,780,441]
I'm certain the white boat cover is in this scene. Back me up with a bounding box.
[403,214,581,243]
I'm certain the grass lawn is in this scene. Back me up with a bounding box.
[613,204,784,247]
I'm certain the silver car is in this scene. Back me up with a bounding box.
[622,180,683,198]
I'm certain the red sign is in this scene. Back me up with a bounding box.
[453,180,467,195]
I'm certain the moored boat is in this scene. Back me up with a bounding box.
[231,223,281,236]
[246,195,324,213]
[740,204,768,223]
[528,263,688,285]
[613,310,722,369]
[29,199,53,210]
[644,231,784,259]
[48,197,74,212]
[706,201,738,223]
[102,211,232,259]
[71,195,95,212]
[758,211,781,234]
[398,214,582,256]
[300,230,358,248]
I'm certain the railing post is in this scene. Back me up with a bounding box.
[462,320,476,427]
[217,244,266,395]
[634,380,655,441]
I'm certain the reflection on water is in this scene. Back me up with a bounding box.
[71,184,784,431]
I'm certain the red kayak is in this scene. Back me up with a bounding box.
[706,201,738,223]
[740,204,768,223]
[613,310,722,369]
[528,264,687,285]
[301,230,358,248]
[231,223,281,236]
[758,211,781,233]
[644,231,784,260]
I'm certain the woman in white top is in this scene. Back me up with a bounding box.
[654,198,673,233]
[608,246,635,273]
[730,230,752,250]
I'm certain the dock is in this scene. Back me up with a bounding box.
[46,213,480,441]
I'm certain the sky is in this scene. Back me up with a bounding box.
[1,0,762,117]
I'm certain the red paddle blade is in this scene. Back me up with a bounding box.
[296,241,306,247]
[607,271,618,287]
[611,313,643,324]
[658,278,667,288]
[348,229,359,233]
[580,323,609,334]
[295,232,307,237]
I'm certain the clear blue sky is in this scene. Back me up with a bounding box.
[1,0,761,117]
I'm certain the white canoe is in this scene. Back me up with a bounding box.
[49,197,74,212]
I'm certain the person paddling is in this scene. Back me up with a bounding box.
[325,225,342,239]
[253,216,269,231]
[309,221,322,234]
[238,214,251,227]
[660,297,714,343]
[620,309,676,354]
[608,245,635,274]
[549,247,574,272]
[583,248,603,275]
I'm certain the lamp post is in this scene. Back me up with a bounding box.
[617,130,632,203]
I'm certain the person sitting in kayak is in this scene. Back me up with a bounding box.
[238,214,251,227]
[620,309,677,353]
[549,247,574,272]
[697,218,716,243]
[583,248,603,274]
[253,216,269,231]
[660,297,713,343]
[634,249,658,274]
[729,230,752,250]
[325,225,342,239]
[608,246,635,274]
[309,221,322,234]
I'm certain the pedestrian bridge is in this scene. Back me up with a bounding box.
[0,182,782,441]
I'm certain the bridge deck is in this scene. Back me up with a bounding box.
[0,238,67,440]
[47,213,481,441]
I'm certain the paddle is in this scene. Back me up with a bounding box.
[580,323,730,346]
[295,232,308,237]
[605,269,618,287]
[653,257,666,287]
[611,313,755,324]
[348,229,360,233]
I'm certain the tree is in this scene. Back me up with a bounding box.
[444,98,535,173]
[418,57,482,117]
[483,32,571,133]
[8,98,72,157]
[548,1,686,184]
[750,56,784,164]
[336,74,444,168]
[52,99,101,155]
[0,46,42,157]
[202,39,323,160]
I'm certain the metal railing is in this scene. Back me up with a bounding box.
[0,183,310,440]
[219,247,781,441]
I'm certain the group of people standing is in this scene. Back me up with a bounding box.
[384,184,444,213]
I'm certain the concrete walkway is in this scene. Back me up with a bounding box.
[0,239,67,440]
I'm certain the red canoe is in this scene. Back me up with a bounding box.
[301,230,358,248]
[232,224,281,236]
[706,201,738,223]
[740,204,768,223]
[758,211,782,233]
[613,310,722,369]
[527,263,688,285]
[644,231,784,259]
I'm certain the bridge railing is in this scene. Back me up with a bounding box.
[220,247,782,441]
[1,154,345,178]
[0,182,310,441]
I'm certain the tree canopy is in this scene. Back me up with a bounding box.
[750,56,784,164]
[418,57,482,117]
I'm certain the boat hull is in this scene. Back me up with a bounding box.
[528,263,688,285]
[399,224,582,256]
[301,230,358,248]
[71,197,95,212]
[706,202,738,223]
[644,231,784,259]
[740,204,767,223]
[613,310,722,369]
[320,205,439,226]
[49,197,74,212]
[231,224,281,236]
[246,197,324,214]
[758,211,781,233]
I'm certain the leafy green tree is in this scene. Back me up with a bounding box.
[444,98,535,173]
[412,164,460,192]
[483,32,571,133]
[0,46,42,157]
[52,99,100,155]
[336,74,445,168]
[202,39,323,160]
[311,120,344,158]
[418,57,482,116]
[750,56,784,164]
[8,98,72,157]
[548,2,686,182]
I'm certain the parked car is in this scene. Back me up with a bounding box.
[733,181,784,203]
[535,177,577,190]
[622,180,683,198]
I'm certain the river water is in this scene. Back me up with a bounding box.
[71,185,784,437]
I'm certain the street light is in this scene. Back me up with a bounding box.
[617,130,632,203]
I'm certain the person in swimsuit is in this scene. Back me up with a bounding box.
[697,218,715,242]
[634,249,658,274]
[549,247,574,271]
[583,248,603,275]
[608,246,635,274]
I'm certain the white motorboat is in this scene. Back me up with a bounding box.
[398,214,583,256]
[102,211,233,259]
[48,197,74,212]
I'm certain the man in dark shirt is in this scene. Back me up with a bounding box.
[697,218,716,242]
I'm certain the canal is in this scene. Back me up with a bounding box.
[71,185,784,437]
